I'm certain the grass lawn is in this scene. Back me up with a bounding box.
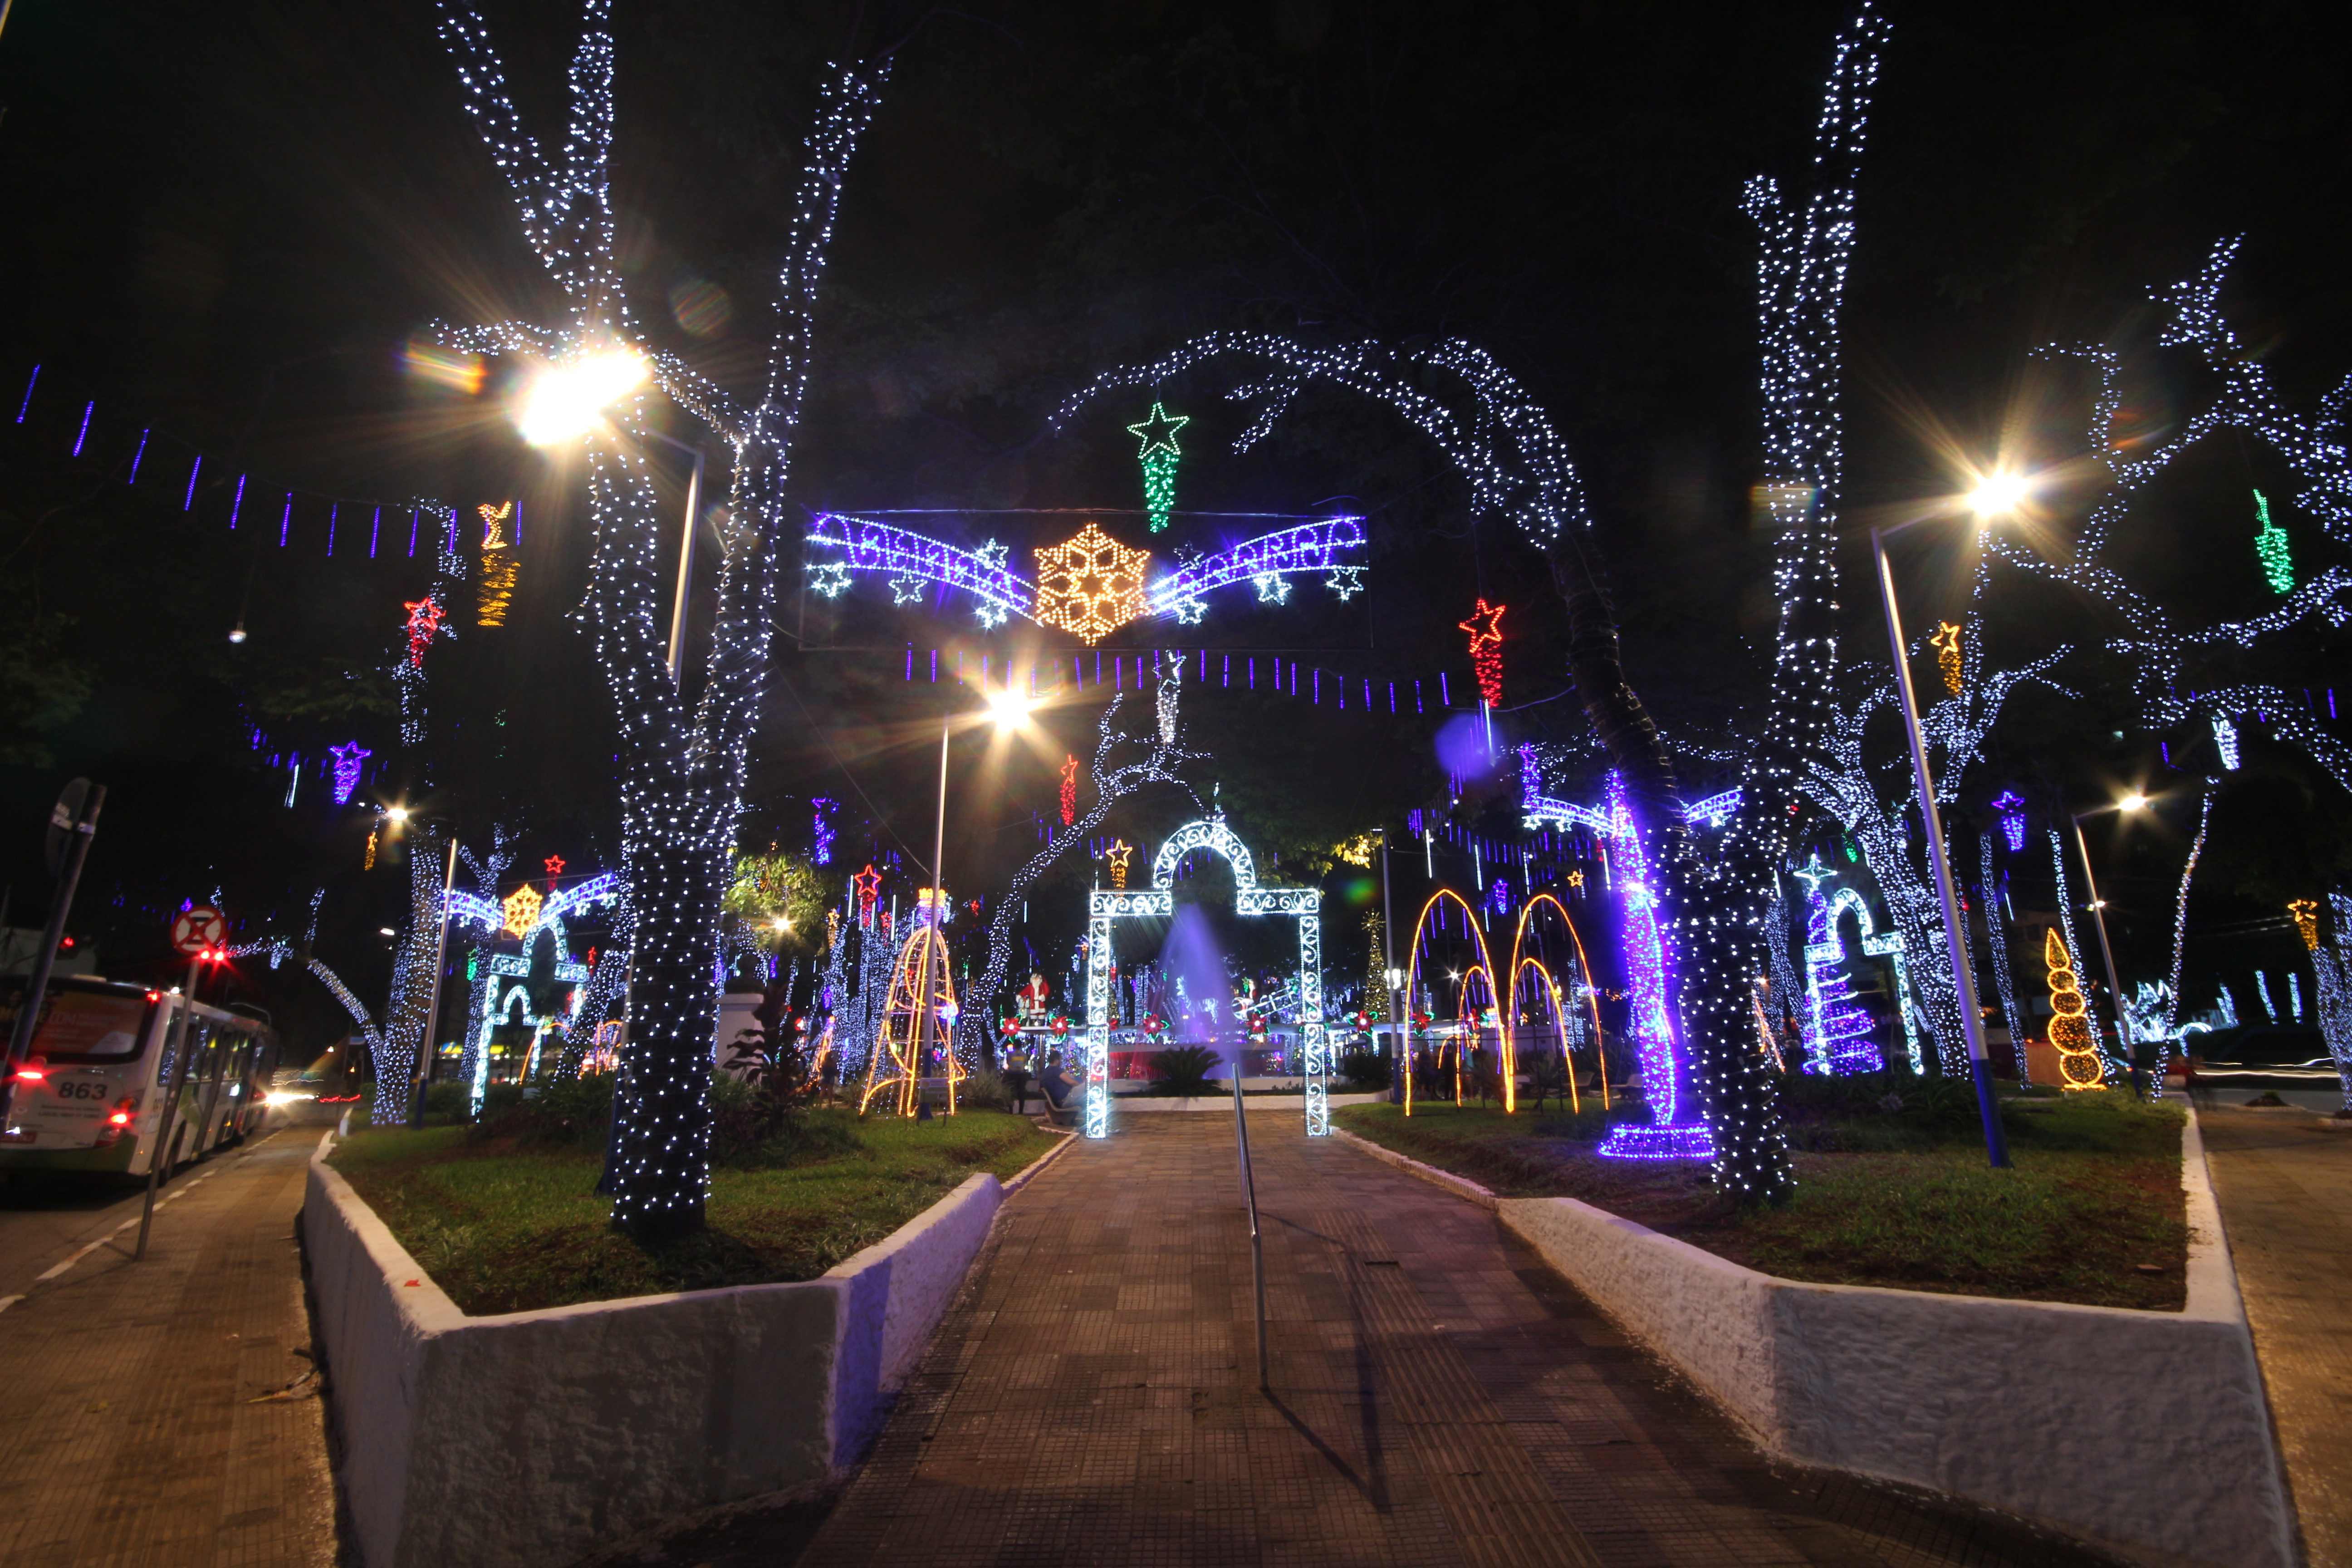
[328,1108,1059,1315]
[1335,1087,2189,1310]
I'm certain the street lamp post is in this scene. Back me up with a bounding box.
[913,686,1037,1104]
[2070,799,2146,1077]
[1872,511,2011,1169]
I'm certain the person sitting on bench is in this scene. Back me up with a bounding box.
[1038,1054,1076,1118]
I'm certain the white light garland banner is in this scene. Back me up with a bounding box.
[1082,813,1328,1139]
[804,510,1365,641]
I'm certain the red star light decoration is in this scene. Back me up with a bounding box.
[1034,523,1150,645]
[402,598,447,667]
[853,863,883,921]
[1059,755,1079,827]
[1458,598,1507,708]
[544,854,566,887]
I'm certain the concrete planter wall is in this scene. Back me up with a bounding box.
[303,1130,1069,1568]
[1474,1111,2293,1568]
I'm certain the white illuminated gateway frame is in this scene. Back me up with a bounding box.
[1082,815,1327,1139]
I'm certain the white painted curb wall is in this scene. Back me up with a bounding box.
[304,1129,1069,1568]
[1479,1109,2293,1568]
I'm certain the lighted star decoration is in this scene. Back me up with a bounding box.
[1127,402,1188,459]
[1107,838,1133,889]
[502,884,544,939]
[1127,402,1188,535]
[1566,869,1585,889]
[544,854,566,882]
[853,862,883,916]
[1033,522,1151,645]
[975,602,1009,629]
[1792,851,1836,893]
[1458,598,1506,707]
[890,573,926,606]
[974,539,1010,572]
[810,563,853,598]
[1252,571,1292,604]
[1171,597,1207,625]
[402,598,447,667]
[1326,567,1365,601]
[327,742,371,807]
[1929,619,1964,696]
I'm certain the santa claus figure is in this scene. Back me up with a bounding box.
[1017,973,1051,1022]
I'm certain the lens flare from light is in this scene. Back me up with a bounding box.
[1966,470,2032,518]
[985,686,1037,731]
[516,348,649,446]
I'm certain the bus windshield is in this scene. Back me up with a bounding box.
[15,989,155,1063]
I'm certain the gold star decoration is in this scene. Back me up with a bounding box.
[502,884,543,938]
[1034,522,1150,645]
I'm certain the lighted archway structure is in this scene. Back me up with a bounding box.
[1082,814,1326,1138]
[1400,887,1497,1115]
[1803,882,1922,1074]
[1508,892,1606,1111]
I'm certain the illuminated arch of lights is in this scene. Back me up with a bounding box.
[1510,958,1583,1113]
[805,511,1366,644]
[1400,887,1498,1117]
[1509,891,1607,1111]
[1080,813,1326,1138]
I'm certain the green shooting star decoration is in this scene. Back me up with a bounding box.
[2254,490,2293,595]
[1127,401,1188,534]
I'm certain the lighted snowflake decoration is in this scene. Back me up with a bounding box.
[1252,571,1292,605]
[501,884,544,939]
[1325,566,1365,601]
[1033,522,1151,645]
[889,573,926,606]
[809,563,853,598]
[1171,596,1208,625]
[975,602,1009,629]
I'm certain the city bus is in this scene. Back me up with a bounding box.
[0,975,279,1178]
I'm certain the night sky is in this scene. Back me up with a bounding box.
[4,0,2349,1055]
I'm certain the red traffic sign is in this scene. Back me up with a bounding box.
[170,905,227,957]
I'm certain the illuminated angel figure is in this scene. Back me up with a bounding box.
[423,0,888,1240]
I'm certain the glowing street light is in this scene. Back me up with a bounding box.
[514,348,649,446]
[1965,470,2032,519]
[985,686,1038,731]
[2118,792,2151,813]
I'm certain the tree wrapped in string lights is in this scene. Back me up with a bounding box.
[428,0,887,1237]
[1803,605,2071,1073]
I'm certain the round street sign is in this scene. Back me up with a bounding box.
[171,905,227,957]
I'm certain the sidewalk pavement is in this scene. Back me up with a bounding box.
[0,1125,337,1568]
[2197,1101,2352,1568]
[762,1115,2122,1568]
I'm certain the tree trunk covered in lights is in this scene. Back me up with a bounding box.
[430,0,887,1240]
[1673,2,1891,1202]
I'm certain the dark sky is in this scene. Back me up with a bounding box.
[4,0,2349,1048]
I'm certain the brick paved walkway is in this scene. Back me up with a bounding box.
[0,1127,337,1568]
[2198,1104,2352,1568]
[783,1116,2119,1568]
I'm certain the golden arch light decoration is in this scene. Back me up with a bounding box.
[1510,957,1582,1113]
[860,923,965,1116]
[1454,962,1509,1110]
[1401,887,1498,1117]
[1508,892,1607,1110]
